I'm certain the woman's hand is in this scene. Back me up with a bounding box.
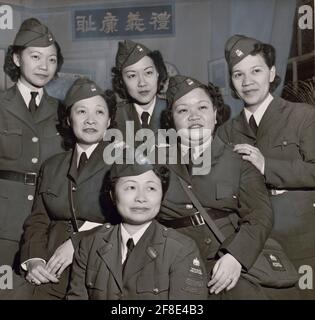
[234,144,265,174]
[26,260,59,285]
[45,239,74,278]
[208,253,242,294]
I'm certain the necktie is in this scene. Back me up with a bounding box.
[249,115,258,136]
[77,152,88,175]
[29,92,38,115]
[185,148,193,175]
[123,238,135,273]
[141,111,150,128]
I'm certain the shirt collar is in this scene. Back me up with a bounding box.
[134,96,156,124]
[244,93,274,126]
[120,221,152,263]
[17,79,44,108]
[75,143,98,167]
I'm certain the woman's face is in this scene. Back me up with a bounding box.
[115,170,163,225]
[13,44,58,90]
[172,88,216,146]
[69,95,110,149]
[231,54,275,109]
[122,55,159,109]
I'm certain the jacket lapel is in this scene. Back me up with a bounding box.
[3,85,37,133]
[76,141,110,185]
[33,90,58,124]
[122,221,164,282]
[97,225,123,292]
[149,98,166,132]
[233,110,256,141]
[257,97,286,140]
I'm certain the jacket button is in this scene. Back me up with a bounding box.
[232,195,237,199]
[153,288,159,294]
[32,137,39,143]
[313,203,315,208]
[204,238,212,245]
[27,195,34,201]
[31,157,38,164]
[282,141,287,146]
[86,282,93,288]
[187,185,192,189]
[72,186,77,191]
[186,204,193,210]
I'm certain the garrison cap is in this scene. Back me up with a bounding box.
[224,34,261,70]
[115,40,151,70]
[13,18,55,47]
[64,77,104,109]
[110,154,154,180]
[166,75,203,106]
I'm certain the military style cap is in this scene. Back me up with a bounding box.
[225,34,261,70]
[115,40,151,70]
[64,77,104,109]
[13,18,55,47]
[166,75,203,106]
[110,154,154,180]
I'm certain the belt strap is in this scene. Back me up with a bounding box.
[160,212,205,229]
[0,170,37,186]
[178,177,226,243]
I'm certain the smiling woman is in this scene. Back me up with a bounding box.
[0,18,65,292]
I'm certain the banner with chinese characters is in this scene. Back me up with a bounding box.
[73,4,174,40]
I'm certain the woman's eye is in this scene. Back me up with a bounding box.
[148,187,156,191]
[126,185,135,191]
[77,109,85,114]
[31,55,40,61]
[146,70,153,76]
[232,72,242,79]
[200,105,208,110]
[96,110,104,115]
[253,68,261,74]
[177,108,187,114]
[49,57,57,64]
[127,74,136,79]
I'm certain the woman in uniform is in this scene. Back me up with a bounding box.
[18,78,116,299]
[112,40,168,139]
[67,160,207,300]
[158,75,274,299]
[0,18,64,271]
[218,35,315,299]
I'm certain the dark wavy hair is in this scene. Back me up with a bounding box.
[57,89,117,151]
[229,42,281,99]
[3,41,64,82]
[111,50,168,101]
[161,82,231,133]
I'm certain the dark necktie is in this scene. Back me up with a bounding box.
[249,115,258,136]
[141,111,150,128]
[77,152,88,175]
[184,148,193,175]
[123,238,135,273]
[29,91,38,115]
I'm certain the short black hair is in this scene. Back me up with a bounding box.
[111,50,168,101]
[57,89,117,150]
[161,82,231,132]
[229,42,281,99]
[3,42,64,82]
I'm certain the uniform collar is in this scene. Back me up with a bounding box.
[75,143,99,167]
[17,79,44,108]
[244,93,274,126]
[134,96,156,124]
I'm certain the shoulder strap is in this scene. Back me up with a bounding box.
[178,177,226,243]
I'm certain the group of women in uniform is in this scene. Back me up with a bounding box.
[0,18,314,300]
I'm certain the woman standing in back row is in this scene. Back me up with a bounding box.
[0,18,64,272]
[218,34,315,299]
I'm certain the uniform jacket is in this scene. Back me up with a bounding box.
[0,85,63,243]
[217,97,315,264]
[159,135,273,274]
[114,97,166,140]
[67,220,207,300]
[20,141,113,297]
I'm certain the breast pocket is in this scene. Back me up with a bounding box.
[137,273,169,297]
[271,135,300,159]
[0,128,22,159]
